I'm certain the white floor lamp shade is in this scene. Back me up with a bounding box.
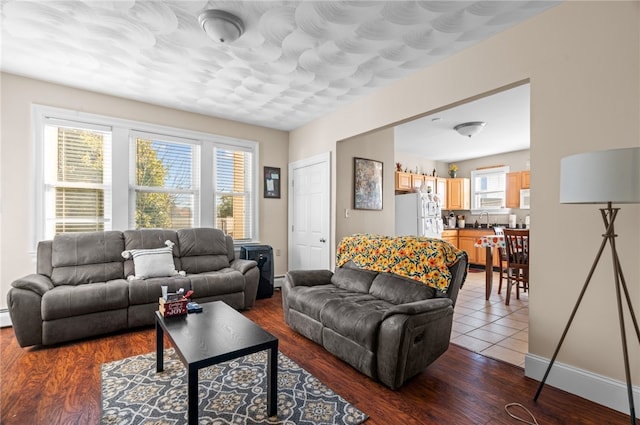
[560,147,640,204]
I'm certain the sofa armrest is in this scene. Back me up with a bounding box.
[285,269,333,287]
[381,298,452,320]
[230,258,257,274]
[12,274,54,297]
[7,275,52,347]
[377,300,454,389]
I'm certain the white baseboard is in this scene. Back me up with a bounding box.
[525,353,639,419]
[0,309,12,328]
[274,276,284,289]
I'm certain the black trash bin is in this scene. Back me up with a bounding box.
[240,245,274,299]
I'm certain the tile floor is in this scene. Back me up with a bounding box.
[451,267,529,367]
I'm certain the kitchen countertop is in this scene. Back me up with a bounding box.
[444,226,529,232]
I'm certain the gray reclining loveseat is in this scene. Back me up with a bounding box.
[282,234,468,389]
[7,228,259,347]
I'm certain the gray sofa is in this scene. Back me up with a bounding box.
[282,246,468,390]
[7,228,259,347]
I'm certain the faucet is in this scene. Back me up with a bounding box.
[480,210,490,228]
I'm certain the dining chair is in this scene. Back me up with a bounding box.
[492,227,509,294]
[503,229,529,305]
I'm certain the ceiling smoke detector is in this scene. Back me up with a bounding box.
[198,9,244,43]
[454,121,486,138]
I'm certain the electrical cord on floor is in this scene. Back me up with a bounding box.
[505,403,539,424]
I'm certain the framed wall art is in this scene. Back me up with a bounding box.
[263,166,281,198]
[353,157,383,210]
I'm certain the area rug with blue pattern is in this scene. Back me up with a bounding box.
[101,348,368,425]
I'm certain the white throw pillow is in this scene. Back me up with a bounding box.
[122,240,179,280]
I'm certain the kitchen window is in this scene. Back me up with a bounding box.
[33,105,258,248]
[470,166,510,213]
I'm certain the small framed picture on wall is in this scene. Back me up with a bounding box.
[264,166,281,198]
[353,157,383,210]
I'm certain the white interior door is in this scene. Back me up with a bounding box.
[288,152,330,271]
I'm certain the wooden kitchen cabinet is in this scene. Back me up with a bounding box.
[441,229,458,248]
[458,229,501,267]
[506,171,531,207]
[521,170,530,189]
[447,178,470,210]
[422,175,436,193]
[436,177,447,206]
[395,171,412,191]
[506,172,521,208]
[411,174,425,191]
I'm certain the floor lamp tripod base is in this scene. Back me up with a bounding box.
[533,204,640,425]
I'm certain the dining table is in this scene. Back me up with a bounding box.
[474,234,506,300]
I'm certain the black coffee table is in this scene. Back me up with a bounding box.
[155,301,278,424]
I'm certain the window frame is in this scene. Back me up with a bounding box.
[40,118,114,239]
[213,143,255,243]
[470,165,511,214]
[32,105,259,250]
[129,131,202,230]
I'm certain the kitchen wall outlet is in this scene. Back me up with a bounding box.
[275,248,281,256]
[345,208,350,218]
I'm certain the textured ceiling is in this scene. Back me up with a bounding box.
[1,1,558,131]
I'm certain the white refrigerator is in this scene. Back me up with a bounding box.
[395,192,444,238]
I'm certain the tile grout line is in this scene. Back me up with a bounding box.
[451,270,529,366]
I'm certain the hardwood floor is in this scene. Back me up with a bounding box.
[1,291,631,425]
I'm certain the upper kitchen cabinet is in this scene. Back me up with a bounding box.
[436,178,447,206]
[521,170,530,189]
[506,171,530,208]
[395,172,448,198]
[395,171,412,191]
[447,178,470,210]
[411,174,425,191]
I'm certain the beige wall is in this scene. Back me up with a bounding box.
[336,128,395,243]
[290,1,640,392]
[0,73,290,310]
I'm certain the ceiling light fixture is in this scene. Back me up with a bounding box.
[454,121,486,138]
[198,9,244,43]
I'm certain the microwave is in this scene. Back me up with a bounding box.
[520,189,530,209]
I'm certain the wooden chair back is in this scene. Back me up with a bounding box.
[503,229,529,305]
[504,229,529,270]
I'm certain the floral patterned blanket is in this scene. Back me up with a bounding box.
[336,234,465,293]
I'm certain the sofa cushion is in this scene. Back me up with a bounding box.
[50,231,124,286]
[122,242,179,280]
[177,228,230,273]
[287,285,373,322]
[331,267,377,293]
[369,272,436,305]
[123,229,181,278]
[187,269,244,298]
[320,297,393,351]
[42,279,129,321]
[128,276,192,306]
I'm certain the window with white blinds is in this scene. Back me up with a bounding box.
[470,166,509,212]
[214,147,253,242]
[130,133,200,229]
[42,121,112,238]
[34,106,259,247]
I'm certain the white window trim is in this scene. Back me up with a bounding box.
[470,165,511,215]
[32,104,259,250]
[213,145,254,243]
[129,130,202,229]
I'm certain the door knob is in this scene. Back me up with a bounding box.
[320,238,326,243]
